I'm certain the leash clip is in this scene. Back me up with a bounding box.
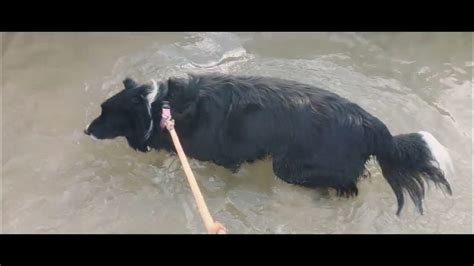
[160,101,172,130]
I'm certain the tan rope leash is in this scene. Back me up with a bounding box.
[161,102,227,234]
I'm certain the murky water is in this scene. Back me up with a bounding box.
[1,32,472,233]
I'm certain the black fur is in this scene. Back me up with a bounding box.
[85,73,452,214]
[377,133,452,215]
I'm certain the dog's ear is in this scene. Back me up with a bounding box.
[123,78,138,90]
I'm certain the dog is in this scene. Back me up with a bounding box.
[85,73,453,215]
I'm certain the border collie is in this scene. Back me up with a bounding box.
[84,73,453,215]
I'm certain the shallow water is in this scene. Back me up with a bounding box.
[1,32,472,233]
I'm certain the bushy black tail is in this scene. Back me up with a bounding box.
[375,131,453,215]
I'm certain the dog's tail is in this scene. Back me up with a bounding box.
[373,128,453,215]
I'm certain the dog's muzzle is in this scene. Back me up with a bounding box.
[84,124,91,135]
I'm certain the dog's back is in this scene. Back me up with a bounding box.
[163,74,380,184]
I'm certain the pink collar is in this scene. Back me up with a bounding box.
[160,101,171,129]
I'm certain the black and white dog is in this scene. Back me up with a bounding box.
[85,73,453,215]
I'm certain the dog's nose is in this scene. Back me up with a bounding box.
[84,124,91,135]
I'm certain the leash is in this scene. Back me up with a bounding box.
[161,101,227,234]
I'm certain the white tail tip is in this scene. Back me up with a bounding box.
[418,131,454,180]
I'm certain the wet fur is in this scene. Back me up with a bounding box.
[85,73,452,215]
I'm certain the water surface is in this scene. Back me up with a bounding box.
[2,32,472,233]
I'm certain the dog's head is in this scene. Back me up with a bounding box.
[84,78,168,152]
